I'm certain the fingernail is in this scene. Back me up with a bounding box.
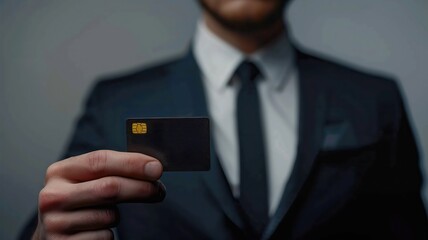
[147,181,166,203]
[144,161,162,179]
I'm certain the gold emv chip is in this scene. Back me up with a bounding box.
[132,123,147,134]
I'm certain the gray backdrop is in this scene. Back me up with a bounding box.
[1,0,427,239]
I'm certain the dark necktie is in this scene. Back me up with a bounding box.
[235,60,269,236]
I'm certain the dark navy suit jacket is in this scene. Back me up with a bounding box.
[21,50,427,239]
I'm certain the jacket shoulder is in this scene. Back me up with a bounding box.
[94,55,184,94]
[81,54,187,107]
[297,49,399,94]
[296,49,404,113]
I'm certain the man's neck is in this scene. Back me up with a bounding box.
[203,13,285,54]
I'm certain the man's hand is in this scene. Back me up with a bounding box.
[33,150,165,239]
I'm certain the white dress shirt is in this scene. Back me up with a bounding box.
[193,21,299,215]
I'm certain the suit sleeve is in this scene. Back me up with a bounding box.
[18,82,108,239]
[385,82,428,239]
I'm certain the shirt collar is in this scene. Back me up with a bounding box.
[251,31,295,90]
[193,20,243,90]
[193,20,294,91]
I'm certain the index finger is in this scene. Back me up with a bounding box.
[47,150,163,183]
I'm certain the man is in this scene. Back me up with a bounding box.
[22,0,427,239]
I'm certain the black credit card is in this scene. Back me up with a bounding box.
[126,118,210,171]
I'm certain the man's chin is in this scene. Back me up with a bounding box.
[198,0,286,33]
[213,18,278,34]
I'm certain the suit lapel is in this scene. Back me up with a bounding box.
[167,51,209,117]
[168,51,245,229]
[263,51,328,239]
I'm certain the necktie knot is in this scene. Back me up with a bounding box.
[235,60,261,85]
